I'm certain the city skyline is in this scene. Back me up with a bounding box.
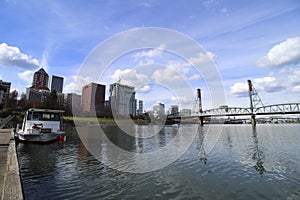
[0,1,300,110]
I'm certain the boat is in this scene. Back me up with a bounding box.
[15,108,66,144]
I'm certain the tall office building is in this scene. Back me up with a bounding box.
[136,99,143,116]
[0,80,11,108]
[152,102,165,121]
[82,83,106,114]
[25,87,48,108]
[180,108,191,117]
[26,68,49,107]
[109,82,136,117]
[51,75,64,93]
[168,105,179,115]
[32,68,49,90]
[67,93,82,113]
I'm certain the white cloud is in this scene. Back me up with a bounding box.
[10,88,19,93]
[189,74,201,81]
[254,76,285,93]
[41,49,49,68]
[0,43,39,69]
[136,85,151,93]
[133,44,166,60]
[138,59,155,66]
[166,60,190,75]
[109,69,131,82]
[152,67,184,84]
[171,96,191,104]
[230,82,249,97]
[257,37,300,67]
[110,68,148,88]
[292,85,300,92]
[64,75,95,93]
[188,51,215,67]
[285,68,300,86]
[18,70,34,84]
[230,76,286,97]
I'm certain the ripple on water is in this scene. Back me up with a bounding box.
[17,125,300,200]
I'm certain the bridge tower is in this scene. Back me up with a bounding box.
[248,80,264,126]
[197,88,203,114]
[196,88,204,126]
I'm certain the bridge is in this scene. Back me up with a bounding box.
[202,103,300,117]
[168,80,300,126]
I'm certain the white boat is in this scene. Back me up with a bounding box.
[15,108,65,144]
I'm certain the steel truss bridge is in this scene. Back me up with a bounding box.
[200,103,300,117]
[168,80,300,125]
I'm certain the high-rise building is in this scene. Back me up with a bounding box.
[67,93,82,114]
[109,82,136,117]
[0,80,11,108]
[180,108,191,117]
[31,68,49,90]
[152,102,165,121]
[136,99,143,116]
[25,87,48,108]
[51,75,64,93]
[82,83,106,114]
[168,105,179,115]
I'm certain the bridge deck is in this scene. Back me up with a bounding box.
[168,103,300,119]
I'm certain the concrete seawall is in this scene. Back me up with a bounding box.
[0,129,23,200]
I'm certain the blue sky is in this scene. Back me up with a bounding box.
[1,0,300,111]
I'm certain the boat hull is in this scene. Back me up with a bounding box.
[15,133,62,144]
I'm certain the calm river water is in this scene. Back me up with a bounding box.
[17,124,300,200]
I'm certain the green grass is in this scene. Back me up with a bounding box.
[62,116,150,125]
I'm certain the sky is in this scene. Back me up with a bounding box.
[0,0,300,111]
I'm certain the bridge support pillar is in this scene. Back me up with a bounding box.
[200,116,204,126]
[251,115,256,126]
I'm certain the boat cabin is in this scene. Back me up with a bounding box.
[21,108,64,134]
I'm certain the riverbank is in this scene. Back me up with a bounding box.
[62,116,150,127]
[0,129,23,200]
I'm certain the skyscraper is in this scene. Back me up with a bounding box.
[168,105,179,115]
[32,68,49,90]
[152,102,165,122]
[0,80,11,108]
[109,82,136,117]
[67,93,82,114]
[82,82,106,114]
[136,99,143,116]
[51,75,64,93]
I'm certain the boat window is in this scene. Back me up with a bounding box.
[26,112,60,121]
[41,113,60,121]
[33,113,40,120]
[26,112,40,120]
[27,112,32,120]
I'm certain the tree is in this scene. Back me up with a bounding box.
[42,90,58,109]
[18,93,30,111]
[7,90,18,110]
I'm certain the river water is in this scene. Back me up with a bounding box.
[17,124,300,200]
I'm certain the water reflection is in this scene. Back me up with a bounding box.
[17,125,300,199]
[196,125,207,164]
[251,126,266,175]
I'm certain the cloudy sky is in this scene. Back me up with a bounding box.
[1,0,300,111]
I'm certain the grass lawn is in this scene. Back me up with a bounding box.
[62,116,149,124]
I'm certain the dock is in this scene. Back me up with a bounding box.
[0,129,23,200]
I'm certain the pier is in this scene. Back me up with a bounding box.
[0,129,23,200]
